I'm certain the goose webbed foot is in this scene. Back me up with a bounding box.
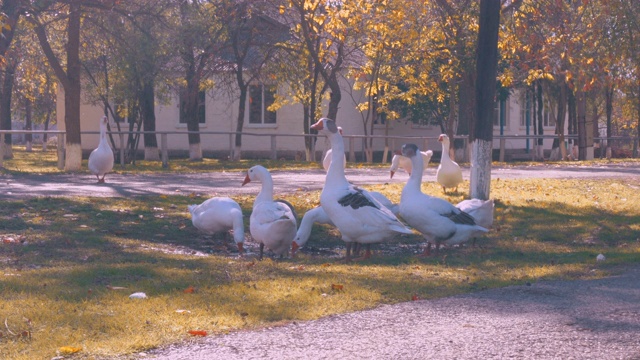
[351,244,372,261]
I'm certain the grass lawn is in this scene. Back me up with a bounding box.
[1,148,640,359]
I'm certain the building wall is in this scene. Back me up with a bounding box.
[56,81,567,157]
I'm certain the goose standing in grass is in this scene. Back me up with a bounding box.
[242,165,297,260]
[390,149,433,178]
[436,134,463,193]
[188,197,245,254]
[88,116,114,183]
[291,191,399,255]
[311,118,413,261]
[399,143,488,255]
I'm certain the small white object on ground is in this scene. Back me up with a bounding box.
[129,292,148,299]
[596,254,606,262]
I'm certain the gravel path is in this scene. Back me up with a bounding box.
[2,162,639,200]
[146,265,640,360]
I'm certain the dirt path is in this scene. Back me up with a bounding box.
[2,162,639,200]
[146,265,640,360]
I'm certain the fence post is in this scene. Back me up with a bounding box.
[57,133,65,170]
[271,135,277,160]
[499,137,505,162]
[161,133,168,168]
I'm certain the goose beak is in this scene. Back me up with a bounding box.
[393,150,402,155]
[390,171,395,179]
[438,135,444,142]
[291,241,299,256]
[242,174,251,186]
[310,120,323,131]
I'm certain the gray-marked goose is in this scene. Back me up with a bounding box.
[399,143,488,255]
[311,118,413,261]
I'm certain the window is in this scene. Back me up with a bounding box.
[520,91,555,127]
[249,85,276,124]
[493,100,500,126]
[179,89,206,124]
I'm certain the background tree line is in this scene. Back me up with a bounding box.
[0,0,638,171]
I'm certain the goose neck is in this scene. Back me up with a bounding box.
[325,133,347,184]
[254,173,274,206]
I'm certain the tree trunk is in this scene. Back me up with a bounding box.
[140,78,159,161]
[0,60,15,159]
[470,0,500,200]
[25,98,33,152]
[457,71,474,162]
[551,82,568,161]
[183,73,202,161]
[233,84,248,161]
[536,81,544,159]
[567,88,577,159]
[63,3,83,171]
[605,84,613,158]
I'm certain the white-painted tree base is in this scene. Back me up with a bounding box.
[470,139,492,200]
[233,146,242,161]
[65,143,82,171]
[1,143,13,159]
[145,147,160,161]
[26,141,32,152]
[189,143,202,161]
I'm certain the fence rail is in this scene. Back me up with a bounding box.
[1,129,637,169]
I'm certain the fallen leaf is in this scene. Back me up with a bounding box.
[411,294,420,301]
[321,263,331,267]
[331,284,344,291]
[188,330,207,336]
[59,346,82,354]
[183,286,196,294]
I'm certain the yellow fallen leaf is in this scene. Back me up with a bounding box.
[59,346,82,354]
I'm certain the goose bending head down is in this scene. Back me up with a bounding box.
[310,118,413,261]
[436,134,463,193]
[390,149,433,179]
[88,116,114,183]
[242,165,297,260]
[290,191,399,256]
[399,143,488,255]
[188,197,245,254]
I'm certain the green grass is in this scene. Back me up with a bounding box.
[1,147,640,359]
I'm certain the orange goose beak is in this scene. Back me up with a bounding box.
[390,171,395,179]
[237,242,244,254]
[242,174,251,186]
[291,241,300,255]
[310,120,323,131]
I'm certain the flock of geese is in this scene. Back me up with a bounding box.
[88,115,493,261]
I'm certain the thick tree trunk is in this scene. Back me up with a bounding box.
[63,4,83,171]
[0,60,15,159]
[470,0,500,200]
[605,84,613,158]
[550,82,568,161]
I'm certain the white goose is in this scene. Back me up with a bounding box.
[390,149,433,178]
[291,191,399,255]
[88,116,114,183]
[311,118,413,261]
[242,165,297,260]
[188,197,245,254]
[322,126,346,172]
[436,134,463,193]
[399,143,488,255]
